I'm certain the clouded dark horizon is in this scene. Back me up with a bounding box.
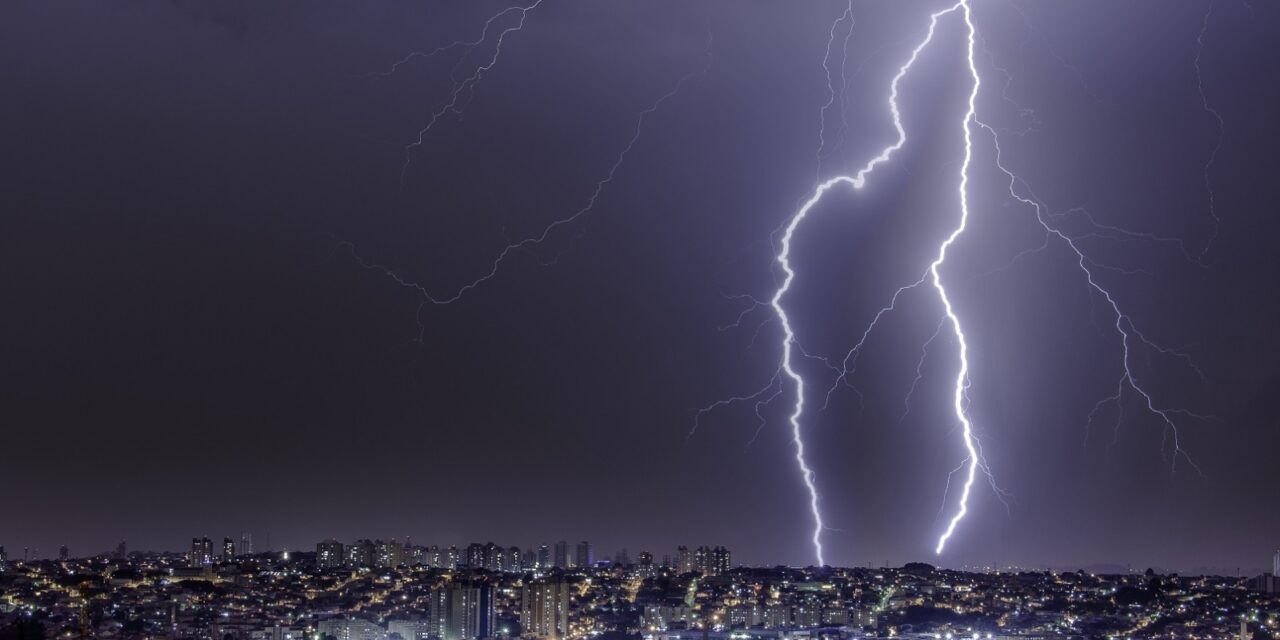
[2,0,1277,573]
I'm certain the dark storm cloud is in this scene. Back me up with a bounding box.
[1,0,1277,573]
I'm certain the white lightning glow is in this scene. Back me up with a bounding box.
[769,2,977,565]
[360,1,1216,566]
[930,1,981,554]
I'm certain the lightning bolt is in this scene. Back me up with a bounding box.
[397,0,546,190]
[343,31,712,330]
[978,122,1211,476]
[764,0,1214,562]
[766,1,981,565]
[358,1,1216,567]
[927,0,981,555]
[1193,0,1224,261]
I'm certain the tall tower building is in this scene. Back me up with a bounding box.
[316,539,344,569]
[431,582,495,640]
[378,539,405,568]
[676,546,693,574]
[0,545,7,571]
[553,541,569,569]
[522,578,570,639]
[710,546,731,576]
[346,539,376,569]
[238,531,253,557]
[694,546,710,574]
[59,545,69,561]
[537,544,551,569]
[222,538,236,562]
[467,543,486,569]
[637,551,654,577]
[189,537,213,568]
[1273,549,1279,576]
[574,541,592,569]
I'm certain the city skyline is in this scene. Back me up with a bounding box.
[4,536,1277,579]
[1,542,1276,640]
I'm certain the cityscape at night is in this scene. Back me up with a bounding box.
[3,0,1280,638]
[0,540,1278,639]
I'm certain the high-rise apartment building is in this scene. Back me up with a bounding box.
[377,540,404,568]
[537,544,551,569]
[553,541,569,569]
[710,546,731,575]
[676,546,693,574]
[466,543,486,569]
[346,540,376,569]
[574,541,591,569]
[222,537,236,562]
[317,539,344,569]
[388,619,431,640]
[637,551,654,577]
[316,619,386,640]
[189,537,213,568]
[522,578,570,639]
[430,582,495,640]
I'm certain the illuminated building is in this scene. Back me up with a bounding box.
[317,619,386,640]
[378,539,405,568]
[222,537,236,562]
[710,546,731,576]
[431,582,495,640]
[522,578,570,639]
[347,539,376,569]
[388,619,431,640]
[676,546,694,574]
[189,537,213,567]
[317,539,344,569]
[637,550,654,577]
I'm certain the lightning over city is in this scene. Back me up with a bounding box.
[9,0,1276,592]
[702,0,1223,564]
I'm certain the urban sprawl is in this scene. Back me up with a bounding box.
[1,540,1279,640]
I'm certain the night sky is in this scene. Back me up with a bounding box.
[2,1,1278,573]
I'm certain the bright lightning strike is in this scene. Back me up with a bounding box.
[766,1,980,565]
[755,0,1216,563]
